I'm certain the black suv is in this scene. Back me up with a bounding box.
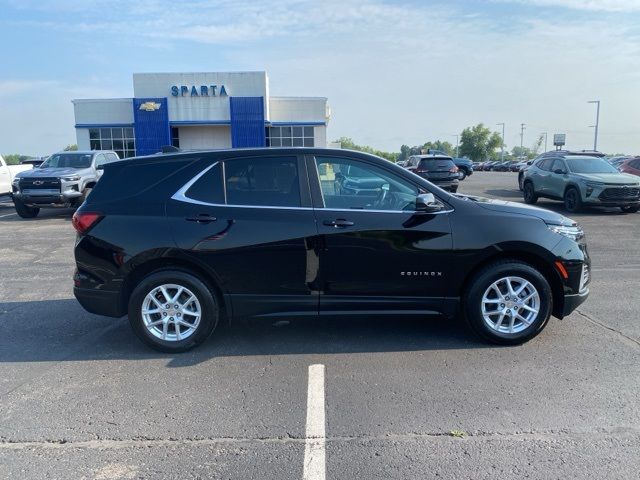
[73,148,590,352]
[404,154,459,192]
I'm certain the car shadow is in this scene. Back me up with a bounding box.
[0,299,490,368]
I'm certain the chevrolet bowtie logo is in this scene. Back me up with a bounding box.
[139,101,161,112]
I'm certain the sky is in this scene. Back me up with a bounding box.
[1,0,640,156]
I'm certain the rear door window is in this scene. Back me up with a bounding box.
[224,156,301,207]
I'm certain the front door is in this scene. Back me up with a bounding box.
[166,154,320,318]
[309,155,453,314]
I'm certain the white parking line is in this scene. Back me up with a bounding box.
[303,364,326,480]
[0,212,16,218]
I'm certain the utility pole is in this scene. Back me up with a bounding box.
[541,132,548,152]
[520,123,526,153]
[496,123,505,161]
[588,100,600,151]
[452,134,459,157]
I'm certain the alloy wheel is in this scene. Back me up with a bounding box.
[481,276,540,334]
[141,284,202,341]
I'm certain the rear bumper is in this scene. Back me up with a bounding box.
[74,286,126,318]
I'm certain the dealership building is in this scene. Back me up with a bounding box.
[72,71,330,158]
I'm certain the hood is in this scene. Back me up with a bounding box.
[572,172,640,185]
[457,194,575,226]
[16,167,88,178]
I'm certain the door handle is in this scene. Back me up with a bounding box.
[323,219,354,228]
[185,214,217,223]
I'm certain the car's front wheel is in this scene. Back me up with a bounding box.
[128,270,219,352]
[13,198,40,218]
[463,260,552,345]
[518,173,524,191]
[458,169,467,181]
[523,181,537,204]
[564,187,582,213]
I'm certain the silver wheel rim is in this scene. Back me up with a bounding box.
[142,284,202,342]
[481,276,540,334]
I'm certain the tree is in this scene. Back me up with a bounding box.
[458,124,502,161]
[2,154,31,165]
[64,144,78,151]
[333,137,397,162]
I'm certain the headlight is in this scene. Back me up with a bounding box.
[12,177,20,185]
[61,175,81,181]
[548,224,584,242]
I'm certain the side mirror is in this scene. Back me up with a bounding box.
[553,168,566,174]
[96,164,104,171]
[415,193,443,213]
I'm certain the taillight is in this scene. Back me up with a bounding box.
[72,211,103,234]
[450,166,459,173]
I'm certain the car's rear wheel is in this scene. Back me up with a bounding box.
[564,187,582,213]
[523,181,537,204]
[13,199,40,218]
[463,261,552,345]
[128,270,219,352]
[621,205,639,213]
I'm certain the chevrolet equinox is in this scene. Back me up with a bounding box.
[73,148,590,352]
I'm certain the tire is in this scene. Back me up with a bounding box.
[523,181,537,204]
[128,269,219,352]
[563,187,582,213]
[458,169,467,181]
[463,260,553,345]
[621,205,639,213]
[518,173,524,191]
[13,198,40,218]
[450,186,458,193]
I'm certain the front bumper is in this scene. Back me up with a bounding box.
[562,289,589,317]
[13,190,82,206]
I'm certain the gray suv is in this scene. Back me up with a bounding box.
[11,150,120,218]
[522,154,640,213]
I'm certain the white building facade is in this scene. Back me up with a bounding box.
[73,72,330,158]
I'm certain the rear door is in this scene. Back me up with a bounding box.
[308,154,453,314]
[166,154,320,318]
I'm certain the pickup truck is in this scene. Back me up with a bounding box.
[0,154,32,196]
[11,150,120,218]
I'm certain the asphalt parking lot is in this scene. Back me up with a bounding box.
[1,172,639,479]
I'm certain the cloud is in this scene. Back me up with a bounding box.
[497,0,640,12]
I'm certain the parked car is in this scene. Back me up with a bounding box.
[11,150,120,218]
[492,161,511,172]
[518,150,606,192]
[510,161,527,172]
[0,154,32,196]
[405,154,459,192]
[522,154,640,213]
[73,147,591,352]
[618,156,640,177]
[453,157,473,180]
[21,157,47,168]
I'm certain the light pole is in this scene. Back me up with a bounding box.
[541,132,548,152]
[520,123,526,152]
[588,100,600,151]
[496,123,505,161]
[452,134,459,157]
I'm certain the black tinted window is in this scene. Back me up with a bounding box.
[185,163,224,204]
[551,159,566,172]
[418,158,455,171]
[224,156,300,207]
[537,158,554,171]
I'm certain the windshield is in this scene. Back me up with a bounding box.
[40,153,93,169]
[566,157,619,174]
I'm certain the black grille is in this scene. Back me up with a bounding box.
[599,187,640,200]
[19,177,61,190]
